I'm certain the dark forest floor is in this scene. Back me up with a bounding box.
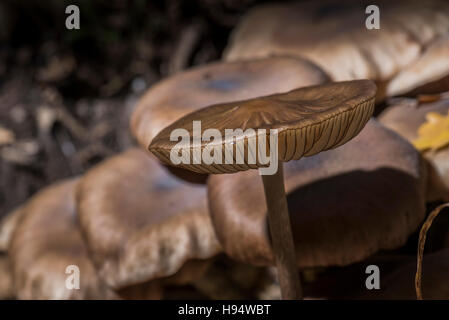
[0,0,269,216]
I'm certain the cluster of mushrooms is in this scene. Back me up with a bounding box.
[2,0,449,300]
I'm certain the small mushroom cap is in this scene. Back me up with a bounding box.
[77,148,221,290]
[207,119,427,267]
[10,179,114,299]
[131,56,329,149]
[224,0,449,98]
[379,97,449,200]
[150,80,376,174]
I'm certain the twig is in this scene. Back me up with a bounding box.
[415,203,449,299]
[168,23,201,75]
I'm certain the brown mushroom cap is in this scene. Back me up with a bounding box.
[387,35,449,96]
[130,56,329,149]
[207,119,427,267]
[0,206,23,252]
[77,148,221,291]
[150,80,376,174]
[379,97,449,200]
[0,255,14,299]
[224,0,449,98]
[9,179,114,299]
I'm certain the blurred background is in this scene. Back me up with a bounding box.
[2,0,449,301]
[0,0,270,217]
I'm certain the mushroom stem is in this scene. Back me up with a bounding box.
[261,161,302,300]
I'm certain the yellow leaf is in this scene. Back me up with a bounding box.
[413,111,449,151]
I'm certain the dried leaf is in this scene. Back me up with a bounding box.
[413,111,449,151]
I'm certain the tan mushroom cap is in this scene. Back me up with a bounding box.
[224,0,449,98]
[207,119,427,267]
[130,56,329,149]
[150,80,376,174]
[10,179,114,299]
[0,206,23,252]
[379,97,449,200]
[0,255,14,299]
[387,35,449,96]
[77,148,221,291]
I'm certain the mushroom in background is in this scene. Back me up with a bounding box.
[0,255,14,300]
[9,179,115,300]
[150,80,376,299]
[379,97,449,201]
[0,207,24,253]
[77,148,229,299]
[186,255,278,300]
[224,0,449,100]
[0,207,24,300]
[131,56,329,151]
[387,35,449,96]
[206,119,427,291]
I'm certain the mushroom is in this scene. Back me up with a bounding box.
[0,207,24,300]
[9,179,115,299]
[224,0,449,100]
[0,206,24,252]
[76,148,222,298]
[387,35,449,96]
[0,255,14,299]
[379,97,449,201]
[149,80,377,299]
[205,118,427,296]
[131,56,329,151]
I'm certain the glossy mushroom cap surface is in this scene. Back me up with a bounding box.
[150,80,376,174]
[224,0,449,98]
[9,179,114,299]
[207,120,427,267]
[77,148,221,290]
[131,56,329,149]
